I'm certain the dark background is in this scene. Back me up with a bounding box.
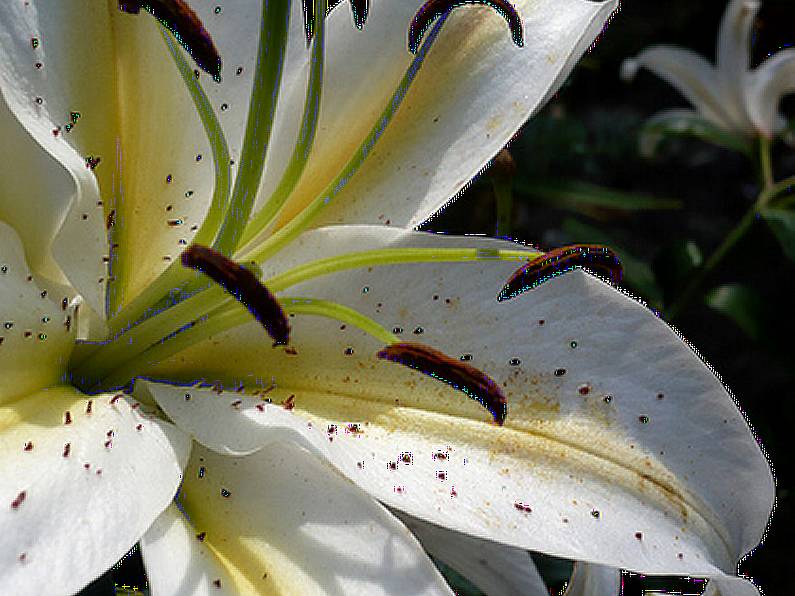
[88,1,792,594]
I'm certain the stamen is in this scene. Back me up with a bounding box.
[377,342,507,424]
[118,0,222,79]
[181,244,290,346]
[498,244,622,301]
[409,0,524,53]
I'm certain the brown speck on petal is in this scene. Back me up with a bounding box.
[377,342,507,424]
[498,245,623,301]
[63,443,71,457]
[409,0,523,53]
[635,532,643,540]
[110,394,123,404]
[11,491,26,509]
[64,411,72,425]
[196,531,206,541]
[282,394,295,410]
[513,501,532,513]
[118,0,222,79]
[213,579,222,588]
[23,442,33,451]
[181,244,290,345]
[85,400,93,414]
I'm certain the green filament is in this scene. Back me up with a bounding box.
[265,247,540,292]
[212,1,291,257]
[99,296,397,390]
[238,0,328,251]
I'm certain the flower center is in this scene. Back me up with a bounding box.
[70,0,544,426]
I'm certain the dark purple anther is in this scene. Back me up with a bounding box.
[181,244,290,346]
[377,342,507,424]
[498,244,622,301]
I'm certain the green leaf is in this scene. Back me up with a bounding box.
[639,111,753,158]
[652,239,702,303]
[515,178,682,211]
[561,218,663,308]
[761,207,795,261]
[705,283,766,341]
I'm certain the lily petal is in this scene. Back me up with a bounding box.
[703,574,764,596]
[0,2,112,319]
[260,0,618,233]
[143,440,454,595]
[715,0,760,132]
[744,47,795,138]
[562,561,621,595]
[621,45,736,131]
[389,509,549,596]
[0,387,190,595]
[140,503,243,595]
[0,220,76,403]
[141,225,772,581]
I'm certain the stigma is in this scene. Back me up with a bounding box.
[377,342,507,424]
[498,244,622,301]
[181,244,290,346]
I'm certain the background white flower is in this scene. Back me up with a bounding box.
[622,0,795,149]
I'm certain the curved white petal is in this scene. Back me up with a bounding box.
[0,220,77,403]
[562,561,621,596]
[140,503,242,596]
[142,226,772,583]
[716,0,760,131]
[0,2,112,318]
[254,0,618,235]
[621,45,738,131]
[703,574,763,596]
[0,387,190,595]
[745,48,795,138]
[143,441,453,595]
[390,509,549,596]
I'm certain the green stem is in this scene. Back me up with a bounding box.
[493,178,514,237]
[665,139,788,321]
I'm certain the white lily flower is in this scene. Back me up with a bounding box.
[0,1,773,595]
[622,0,795,143]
